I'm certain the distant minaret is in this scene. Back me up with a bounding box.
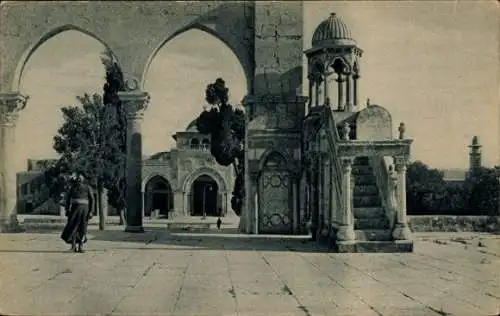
[468,136,482,174]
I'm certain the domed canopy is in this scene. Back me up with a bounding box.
[312,13,356,47]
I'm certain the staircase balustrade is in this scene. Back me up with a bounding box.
[370,156,398,230]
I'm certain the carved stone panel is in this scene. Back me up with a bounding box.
[356,105,393,140]
[258,171,292,234]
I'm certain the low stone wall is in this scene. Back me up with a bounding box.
[409,215,500,233]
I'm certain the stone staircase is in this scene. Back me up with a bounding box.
[349,156,412,252]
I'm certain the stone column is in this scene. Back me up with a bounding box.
[0,93,28,232]
[345,74,352,111]
[118,90,150,233]
[314,80,320,107]
[307,76,313,112]
[353,74,359,107]
[254,185,259,234]
[322,74,329,107]
[292,176,298,234]
[337,157,355,241]
[173,190,184,218]
[336,74,344,111]
[101,188,108,224]
[392,156,412,240]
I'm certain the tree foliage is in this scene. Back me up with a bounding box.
[406,161,448,214]
[464,167,499,215]
[44,92,124,229]
[406,161,499,215]
[101,49,127,217]
[195,78,245,216]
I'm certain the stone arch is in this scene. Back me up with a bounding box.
[143,175,173,218]
[141,24,251,93]
[190,138,200,149]
[182,167,227,193]
[142,172,174,193]
[12,25,118,92]
[329,57,351,74]
[258,149,293,173]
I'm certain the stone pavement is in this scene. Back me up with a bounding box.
[0,227,498,316]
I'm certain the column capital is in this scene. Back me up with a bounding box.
[0,92,29,126]
[118,90,150,120]
[394,156,409,171]
[341,157,354,171]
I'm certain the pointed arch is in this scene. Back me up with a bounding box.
[329,57,351,74]
[141,23,250,93]
[12,25,118,92]
[182,167,227,193]
[259,150,292,172]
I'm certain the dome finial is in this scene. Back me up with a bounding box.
[330,12,336,17]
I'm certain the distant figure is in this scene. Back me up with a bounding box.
[61,173,94,253]
[216,217,222,230]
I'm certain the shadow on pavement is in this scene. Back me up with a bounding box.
[85,228,330,253]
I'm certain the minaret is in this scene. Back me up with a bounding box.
[304,13,362,113]
[468,136,482,174]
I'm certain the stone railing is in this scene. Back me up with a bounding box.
[337,139,412,158]
[309,106,344,226]
[370,156,398,229]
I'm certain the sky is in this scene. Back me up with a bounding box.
[14,1,499,174]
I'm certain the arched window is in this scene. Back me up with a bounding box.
[201,138,210,151]
[190,138,200,149]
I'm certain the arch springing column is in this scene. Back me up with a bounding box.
[0,93,29,232]
[118,90,150,233]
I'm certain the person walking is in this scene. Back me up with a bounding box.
[216,217,222,231]
[61,173,94,253]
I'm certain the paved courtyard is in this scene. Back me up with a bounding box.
[0,226,498,316]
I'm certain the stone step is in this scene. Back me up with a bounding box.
[354,175,377,185]
[354,207,385,218]
[351,165,373,175]
[353,184,379,196]
[355,229,392,241]
[353,196,382,207]
[354,217,390,230]
[336,241,414,253]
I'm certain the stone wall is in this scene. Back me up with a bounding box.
[409,215,500,233]
[0,1,255,92]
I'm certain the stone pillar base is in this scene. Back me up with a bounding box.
[0,217,24,233]
[336,225,355,241]
[392,223,412,241]
[125,225,144,233]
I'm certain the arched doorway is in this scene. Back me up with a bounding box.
[189,175,219,217]
[144,176,173,218]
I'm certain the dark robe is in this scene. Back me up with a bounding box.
[61,181,94,245]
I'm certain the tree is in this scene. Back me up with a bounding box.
[195,78,246,220]
[464,166,500,215]
[406,161,448,214]
[47,93,124,230]
[100,49,127,225]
